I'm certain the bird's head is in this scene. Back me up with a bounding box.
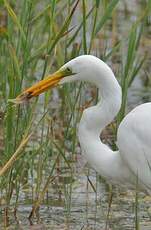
[12,55,115,104]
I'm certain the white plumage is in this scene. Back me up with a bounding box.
[18,55,151,194]
[60,55,151,193]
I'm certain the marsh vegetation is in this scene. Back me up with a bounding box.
[0,0,151,229]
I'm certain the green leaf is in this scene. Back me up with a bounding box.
[95,0,119,35]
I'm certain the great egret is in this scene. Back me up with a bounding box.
[15,55,151,194]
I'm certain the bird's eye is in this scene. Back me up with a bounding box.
[66,67,71,72]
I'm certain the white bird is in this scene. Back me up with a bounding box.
[16,55,151,194]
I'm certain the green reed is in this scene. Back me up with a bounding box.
[0,0,150,229]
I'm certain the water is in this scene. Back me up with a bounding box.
[1,0,151,229]
[1,165,151,229]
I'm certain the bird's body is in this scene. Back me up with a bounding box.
[117,103,151,193]
[74,56,151,193]
[17,55,151,194]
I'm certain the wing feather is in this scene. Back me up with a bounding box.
[117,103,151,191]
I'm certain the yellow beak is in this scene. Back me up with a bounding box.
[11,70,66,104]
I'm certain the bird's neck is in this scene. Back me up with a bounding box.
[78,78,126,181]
[79,79,122,138]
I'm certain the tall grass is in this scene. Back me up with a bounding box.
[0,0,150,228]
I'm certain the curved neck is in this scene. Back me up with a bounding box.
[77,77,129,181]
[79,79,122,138]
